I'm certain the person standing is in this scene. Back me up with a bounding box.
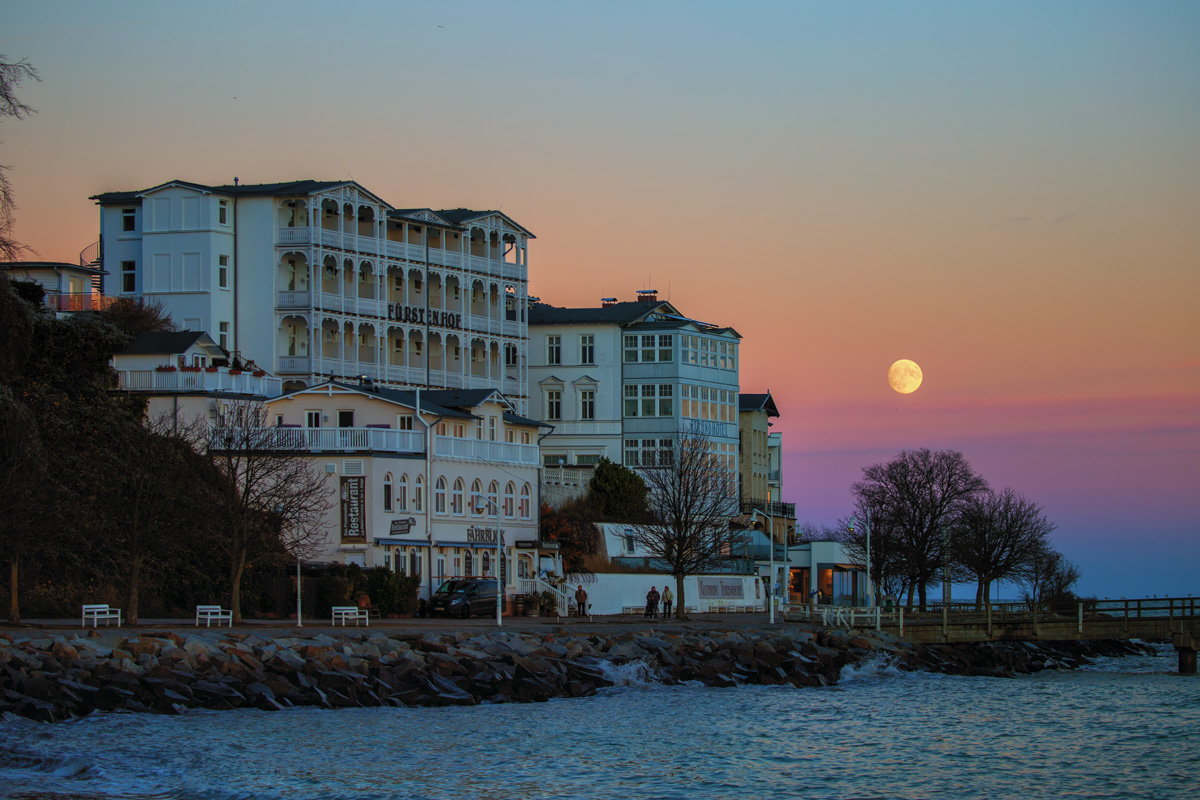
[645,586,660,618]
[661,584,674,618]
[574,584,588,617]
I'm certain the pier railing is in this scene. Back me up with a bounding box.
[790,596,1200,644]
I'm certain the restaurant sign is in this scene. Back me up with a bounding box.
[340,476,365,541]
[697,577,744,599]
[389,517,417,536]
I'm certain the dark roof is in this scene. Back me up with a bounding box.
[434,209,536,238]
[1,261,107,276]
[92,179,356,204]
[739,392,779,417]
[118,330,214,356]
[292,382,523,420]
[528,300,674,326]
[504,411,553,429]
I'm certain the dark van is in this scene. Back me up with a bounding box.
[429,578,498,618]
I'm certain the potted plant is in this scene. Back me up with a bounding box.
[155,365,177,372]
[538,589,558,616]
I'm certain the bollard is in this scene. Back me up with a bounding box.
[1173,631,1197,675]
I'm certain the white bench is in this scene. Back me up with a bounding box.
[195,605,233,627]
[331,606,370,626]
[81,604,122,628]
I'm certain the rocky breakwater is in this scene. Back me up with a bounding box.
[0,628,1150,723]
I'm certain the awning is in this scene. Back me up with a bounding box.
[373,537,432,547]
[833,563,862,570]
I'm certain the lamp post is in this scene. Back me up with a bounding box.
[849,510,874,608]
[474,493,503,627]
[750,507,775,624]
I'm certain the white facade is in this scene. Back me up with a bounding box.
[92,180,534,413]
[262,381,550,600]
[528,293,741,498]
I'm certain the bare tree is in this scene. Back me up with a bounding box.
[207,401,332,623]
[0,387,51,623]
[1018,543,1082,613]
[953,487,1055,609]
[838,508,913,602]
[1,56,40,261]
[631,430,746,619]
[852,448,988,609]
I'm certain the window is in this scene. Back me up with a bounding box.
[383,474,393,512]
[522,431,531,445]
[488,416,497,441]
[576,454,602,466]
[547,335,561,365]
[451,478,464,515]
[623,333,672,363]
[122,208,136,232]
[434,477,447,514]
[121,260,136,293]
[414,476,424,512]
[519,484,531,519]
[470,479,483,516]
[546,389,562,421]
[397,474,408,511]
[410,549,421,580]
[218,200,228,225]
[481,551,491,577]
[624,384,673,417]
[306,410,321,428]
[624,530,637,554]
[505,343,519,367]
[580,334,594,364]
[338,410,354,428]
[463,550,473,577]
[624,438,673,467]
[397,415,414,431]
[218,321,229,350]
[488,481,498,516]
[504,483,515,518]
[580,389,595,420]
[218,255,229,289]
[452,422,465,438]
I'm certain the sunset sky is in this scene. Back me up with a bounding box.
[5,1,1197,598]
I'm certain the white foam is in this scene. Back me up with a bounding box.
[598,659,661,687]
[838,652,905,683]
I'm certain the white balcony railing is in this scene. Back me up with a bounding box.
[277,356,310,374]
[210,426,424,455]
[277,290,311,308]
[433,435,539,466]
[116,369,282,397]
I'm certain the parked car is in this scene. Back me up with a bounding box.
[428,578,499,618]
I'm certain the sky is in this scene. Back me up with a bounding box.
[4,0,1198,598]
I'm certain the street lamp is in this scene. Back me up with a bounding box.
[473,493,503,627]
[849,510,874,608]
[749,507,775,624]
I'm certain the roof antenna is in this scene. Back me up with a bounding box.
[234,177,239,186]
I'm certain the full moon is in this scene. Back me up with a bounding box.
[888,359,923,394]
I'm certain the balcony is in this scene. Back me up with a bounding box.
[210,426,424,455]
[433,435,539,466]
[740,499,796,520]
[277,357,311,375]
[276,290,311,309]
[45,293,117,313]
[116,368,282,398]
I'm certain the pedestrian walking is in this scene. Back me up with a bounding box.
[645,586,660,618]
[661,585,674,618]
[574,585,588,617]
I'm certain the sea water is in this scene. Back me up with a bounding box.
[1,644,1195,800]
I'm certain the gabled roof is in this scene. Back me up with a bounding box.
[528,300,679,327]
[118,330,221,356]
[739,392,779,417]
[387,208,462,230]
[434,209,535,238]
[91,179,383,206]
[268,381,531,421]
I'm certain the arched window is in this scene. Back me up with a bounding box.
[481,551,491,577]
[464,550,473,577]
[383,473,393,512]
[409,549,421,579]
[396,548,406,575]
[434,477,447,514]
[397,474,408,511]
[504,482,515,518]
[520,483,532,519]
[414,475,423,512]
[451,478,464,515]
[470,479,484,516]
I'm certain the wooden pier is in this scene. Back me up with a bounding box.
[791,596,1200,673]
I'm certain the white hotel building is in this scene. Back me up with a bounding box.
[527,291,741,502]
[91,179,535,413]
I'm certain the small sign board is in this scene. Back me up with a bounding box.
[389,517,416,536]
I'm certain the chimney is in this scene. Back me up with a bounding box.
[233,176,239,186]
[601,297,618,308]
[636,289,658,303]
